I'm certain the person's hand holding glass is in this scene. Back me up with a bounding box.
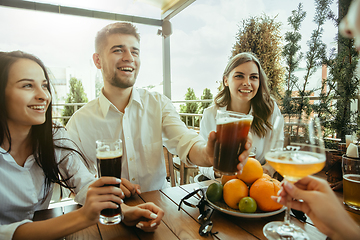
[263,116,326,240]
[96,139,123,225]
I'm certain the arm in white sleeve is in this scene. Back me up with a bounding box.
[0,220,31,240]
[197,107,217,179]
[161,95,206,166]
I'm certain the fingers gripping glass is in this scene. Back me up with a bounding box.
[178,188,218,237]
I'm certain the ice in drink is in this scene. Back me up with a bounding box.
[265,151,326,182]
[213,111,253,175]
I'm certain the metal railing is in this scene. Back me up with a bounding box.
[53,100,213,129]
[52,96,359,130]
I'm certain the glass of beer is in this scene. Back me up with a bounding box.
[342,155,360,211]
[213,110,253,175]
[96,139,123,225]
[263,116,326,240]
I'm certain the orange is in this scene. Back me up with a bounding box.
[249,177,282,212]
[223,179,248,209]
[221,174,238,185]
[237,157,263,184]
[261,173,272,180]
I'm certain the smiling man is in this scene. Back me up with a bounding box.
[66,22,251,196]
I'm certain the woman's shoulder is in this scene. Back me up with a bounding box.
[203,104,221,116]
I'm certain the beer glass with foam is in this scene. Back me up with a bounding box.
[96,139,123,225]
[213,110,253,175]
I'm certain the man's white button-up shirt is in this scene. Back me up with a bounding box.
[66,88,204,192]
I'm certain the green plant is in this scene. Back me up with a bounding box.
[62,77,88,126]
[231,14,285,96]
[280,3,306,118]
[314,0,359,143]
[179,87,199,127]
[198,88,213,114]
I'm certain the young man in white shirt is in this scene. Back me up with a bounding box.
[66,22,251,195]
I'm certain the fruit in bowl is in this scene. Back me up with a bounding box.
[223,179,248,209]
[249,177,282,212]
[239,196,257,213]
[206,182,223,203]
[237,157,263,184]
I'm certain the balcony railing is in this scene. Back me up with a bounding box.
[52,96,359,133]
[52,100,213,130]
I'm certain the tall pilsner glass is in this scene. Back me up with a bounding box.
[96,139,123,225]
[263,117,326,240]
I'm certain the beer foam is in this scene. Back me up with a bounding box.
[216,116,253,125]
[96,150,123,159]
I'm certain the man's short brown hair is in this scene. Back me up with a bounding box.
[95,22,140,53]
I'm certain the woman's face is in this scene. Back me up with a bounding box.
[5,58,51,129]
[224,61,260,105]
[340,0,360,51]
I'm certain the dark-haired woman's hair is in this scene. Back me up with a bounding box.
[0,51,87,201]
[214,52,274,137]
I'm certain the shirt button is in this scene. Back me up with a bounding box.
[132,178,135,181]
[129,158,133,161]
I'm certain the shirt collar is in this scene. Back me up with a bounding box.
[99,87,143,117]
[222,105,253,115]
[131,88,143,109]
[0,146,35,169]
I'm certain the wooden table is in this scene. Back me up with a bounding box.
[34,179,360,240]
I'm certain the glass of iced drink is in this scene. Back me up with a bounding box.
[213,110,253,175]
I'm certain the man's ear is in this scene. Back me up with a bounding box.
[93,53,102,69]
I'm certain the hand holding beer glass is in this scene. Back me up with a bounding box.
[96,139,123,225]
[213,110,253,175]
[263,117,326,240]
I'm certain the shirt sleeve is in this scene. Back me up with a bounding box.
[66,117,97,174]
[53,128,97,205]
[198,107,217,179]
[0,219,32,240]
[160,95,206,165]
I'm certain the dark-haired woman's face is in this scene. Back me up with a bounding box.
[5,59,51,128]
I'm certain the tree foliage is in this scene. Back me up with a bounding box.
[198,88,213,114]
[232,14,285,95]
[62,77,88,125]
[314,0,359,142]
[180,88,199,127]
[280,3,306,118]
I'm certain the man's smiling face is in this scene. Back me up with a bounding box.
[97,33,140,89]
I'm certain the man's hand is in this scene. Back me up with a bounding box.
[120,178,141,198]
[237,132,252,174]
[202,131,253,175]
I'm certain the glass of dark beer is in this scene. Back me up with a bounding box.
[213,110,253,175]
[96,139,123,225]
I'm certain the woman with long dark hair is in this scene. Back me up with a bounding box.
[199,52,284,179]
[0,51,163,239]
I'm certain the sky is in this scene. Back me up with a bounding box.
[0,0,338,103]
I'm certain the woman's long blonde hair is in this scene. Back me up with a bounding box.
[214,52,274,137]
